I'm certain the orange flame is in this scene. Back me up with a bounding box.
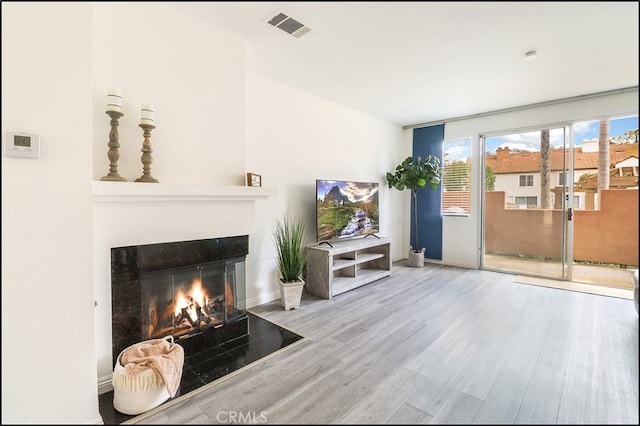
[173,278,207,321]
[225,280,234,313]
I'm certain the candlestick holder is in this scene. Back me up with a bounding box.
[100,110,127,181]
[135,123,159,183]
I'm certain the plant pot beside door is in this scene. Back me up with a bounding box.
[272,214,308,310]
[386,155,443,268]
[407,247,426,268]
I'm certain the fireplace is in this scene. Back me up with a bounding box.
[110,236,249,366]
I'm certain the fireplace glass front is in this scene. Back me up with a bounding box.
[141,258,246,341]
[111,236,249,367]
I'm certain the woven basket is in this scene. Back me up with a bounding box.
[112,337,173,415]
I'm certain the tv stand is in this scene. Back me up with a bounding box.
[364,233,380,239]
[318,241,334,248]
[305,237,391,299]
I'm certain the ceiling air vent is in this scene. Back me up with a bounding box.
[267,12,311,38]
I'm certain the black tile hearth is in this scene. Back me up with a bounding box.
[98,312,304,425]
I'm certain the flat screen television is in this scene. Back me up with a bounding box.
[316,179,380,243]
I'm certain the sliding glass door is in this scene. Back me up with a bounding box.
[481,115,638,290]
[482,126,572,280]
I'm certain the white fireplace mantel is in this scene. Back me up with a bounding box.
[92,181,277,202]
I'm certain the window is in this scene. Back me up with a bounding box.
[515,196,537,208]
[519,175,533,187]
[442,137,472,215]
[558,172,566,186]
[573,195,581,209]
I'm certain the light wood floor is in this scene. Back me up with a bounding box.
[129,262,639,424]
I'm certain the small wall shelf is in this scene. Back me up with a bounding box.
[305,237,391,299]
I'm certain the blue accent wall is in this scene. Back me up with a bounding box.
[412,125,444,260]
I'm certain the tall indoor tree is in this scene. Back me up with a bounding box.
[386,155,442,267]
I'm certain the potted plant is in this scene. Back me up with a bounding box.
[386,155,443,267]
[272,214,308,310]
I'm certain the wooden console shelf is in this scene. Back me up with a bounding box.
[305,237,391,299]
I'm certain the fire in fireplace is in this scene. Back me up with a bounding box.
[142,259,244,341]
[111,236,249,367]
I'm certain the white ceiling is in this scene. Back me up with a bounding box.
[170,2,639,127]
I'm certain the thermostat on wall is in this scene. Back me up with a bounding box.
[5,132,40,158]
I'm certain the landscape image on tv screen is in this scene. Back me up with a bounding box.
[316,179,380,242]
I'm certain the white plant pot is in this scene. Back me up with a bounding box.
[407,247,426,268]
[279,279,304,310]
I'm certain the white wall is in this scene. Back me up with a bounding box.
[2,3,406,423]
[434,89,638,269]
[1,3,100,424]
[244,72,407,306]
[91,3,247,185]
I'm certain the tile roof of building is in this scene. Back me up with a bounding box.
[485,143,638,174]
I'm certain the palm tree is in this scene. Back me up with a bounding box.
[540,129,551,208]
[597,119,610,193]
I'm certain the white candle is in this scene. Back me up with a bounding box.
[106,88,122,112]
[140,103,154,125]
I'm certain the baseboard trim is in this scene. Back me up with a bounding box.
[514,275,634,300]
[98,374,113,395]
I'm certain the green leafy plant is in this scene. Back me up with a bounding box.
[386,155,443,253]
[273,215,307,283]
